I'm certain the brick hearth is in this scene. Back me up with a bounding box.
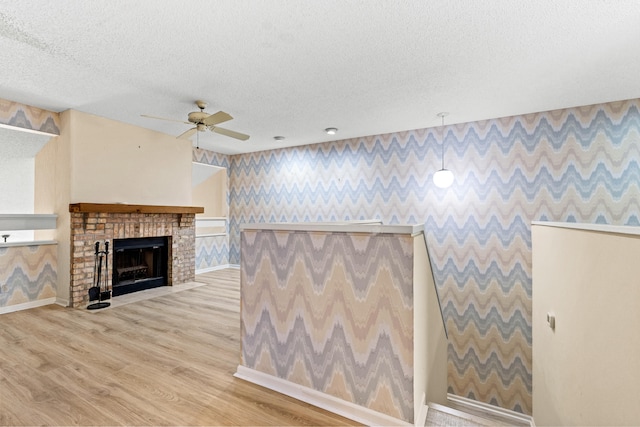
[69,210,196,307]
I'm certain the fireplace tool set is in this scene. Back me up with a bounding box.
[87,240,111,310]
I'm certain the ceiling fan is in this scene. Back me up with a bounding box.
[142,100,250,141]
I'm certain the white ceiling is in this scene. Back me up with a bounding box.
[0,126,51,158]
[1,0,639,155]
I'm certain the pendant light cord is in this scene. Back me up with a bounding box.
[433,112,454,188]
[441,114,445,169]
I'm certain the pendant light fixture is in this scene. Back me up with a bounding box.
[433,112,454,188]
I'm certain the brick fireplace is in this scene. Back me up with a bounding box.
[68,203,203,308]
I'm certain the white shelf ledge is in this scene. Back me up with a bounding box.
[241,220,423,235]
[0,214,57,231]
[0,240,57,248]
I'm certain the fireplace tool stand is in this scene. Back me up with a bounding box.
[87,240,111,310]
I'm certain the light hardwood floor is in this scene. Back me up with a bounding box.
[0,269,358,426]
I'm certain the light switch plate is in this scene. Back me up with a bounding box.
[547,313,555,331]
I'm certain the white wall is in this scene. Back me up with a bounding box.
[413,233,448,421]
[0,158,33,216]
[0,158,34,241]
[532,223,640,426]
[0,127,51,241]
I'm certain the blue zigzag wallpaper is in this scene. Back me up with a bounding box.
[0,244,57,309]
[199,98,640,414]
[192,148,231,270]
[240,230,416,422]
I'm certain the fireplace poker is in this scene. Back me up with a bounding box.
[101,241,111,301]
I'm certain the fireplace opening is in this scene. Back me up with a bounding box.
[112,236,168,296]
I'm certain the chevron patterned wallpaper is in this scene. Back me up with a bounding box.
[194,235,229,271]
[0,98,60,135]
[241,229,415,422]
[192,148,231,269]
[222,98,640,414]
[0,244,57,308]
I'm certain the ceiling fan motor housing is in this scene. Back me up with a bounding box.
[188,111,210,124]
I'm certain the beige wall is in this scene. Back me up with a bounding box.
[532,224,640,426]
[192,163,227,217]
[35,111,72,304]
[68,110,192,205]
[34,110,194,306]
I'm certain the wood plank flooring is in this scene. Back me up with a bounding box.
[0,269,358,426]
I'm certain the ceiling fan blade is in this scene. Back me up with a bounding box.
[177,127,197,140]
[211,126,250,141]
[141,114,190,125]
[202,111,233,126]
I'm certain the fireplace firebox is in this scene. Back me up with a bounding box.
[112,237,168,296]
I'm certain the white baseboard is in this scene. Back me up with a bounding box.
[195,264,240,274]
[55,297,69,307]
[447,393,534,426]
[0,297,57,314]
[234,365,411,426]
[196,264,231,274]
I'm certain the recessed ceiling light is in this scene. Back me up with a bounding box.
[325,127,338,135]
[273,136,285,141]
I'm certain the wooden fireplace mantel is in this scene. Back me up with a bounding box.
[69,203,204,214]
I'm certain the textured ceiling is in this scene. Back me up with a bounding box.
[0,126,51,158]
[1,0,639,155]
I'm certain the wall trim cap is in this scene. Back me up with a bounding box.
[532,221,640,237]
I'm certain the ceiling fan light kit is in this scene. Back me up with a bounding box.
[142,100,250,142]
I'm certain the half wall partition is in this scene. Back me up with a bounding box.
[236,222,448,425]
